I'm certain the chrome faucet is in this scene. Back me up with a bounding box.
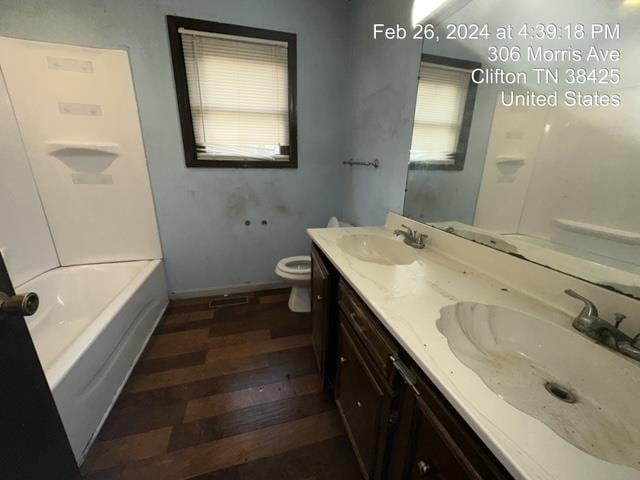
[393,225,427,249]
[565,289,640,361]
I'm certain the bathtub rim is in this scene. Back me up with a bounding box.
[24,259,163,389]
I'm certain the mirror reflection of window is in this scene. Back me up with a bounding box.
[410,54,479,170]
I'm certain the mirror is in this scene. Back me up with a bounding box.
[403,0,640,299]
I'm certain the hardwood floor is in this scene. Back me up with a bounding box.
[81,289,361,480]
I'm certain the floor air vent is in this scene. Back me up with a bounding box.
[208,295,250,309]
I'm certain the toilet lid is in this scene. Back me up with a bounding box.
[277,256,311,275]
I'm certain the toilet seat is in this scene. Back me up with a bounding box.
[276,256,311,277]
[274,217,348,313]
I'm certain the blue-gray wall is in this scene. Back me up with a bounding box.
[342,0,423,226]
[0,0,352,296]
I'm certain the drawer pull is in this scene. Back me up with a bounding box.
[349,312,367,334]
[340,356,347,364]
[356,401,362,408]
[316,295,323,300]
[417,460,432,476]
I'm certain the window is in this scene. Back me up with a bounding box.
[167,16,297,168]
[410,54,479,170]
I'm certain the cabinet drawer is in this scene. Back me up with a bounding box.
[336,320,386,479]
[338,280,399,379]
[419,374,510,479]
[408,395,479,479]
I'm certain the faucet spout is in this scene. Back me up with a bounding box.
[393,225,427,249]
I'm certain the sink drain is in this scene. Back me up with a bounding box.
[544,382,577,404]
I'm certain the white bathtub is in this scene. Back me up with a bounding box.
[17,260,168,461]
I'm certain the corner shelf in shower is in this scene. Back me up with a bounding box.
[47,142,120,156]
[495,154,526,166]
[553,218,640,245]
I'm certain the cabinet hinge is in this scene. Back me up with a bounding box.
[390,355,420,397]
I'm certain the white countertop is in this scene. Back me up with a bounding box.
[307,219,640,480]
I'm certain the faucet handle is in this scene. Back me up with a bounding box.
[565,289,599,318]
[613,313,626,329]
[400,224,413,233]
[416,233,428,246]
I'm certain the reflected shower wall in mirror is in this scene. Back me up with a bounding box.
[403,0,640,299]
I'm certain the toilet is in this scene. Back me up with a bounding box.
[275,217,350,312]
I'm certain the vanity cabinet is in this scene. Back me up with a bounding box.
[310,244,338,386]
[388,364,511,480]
[336,319,390,479]
[338,280,400,380]
[324,271,512,480]
[335,280,400,479]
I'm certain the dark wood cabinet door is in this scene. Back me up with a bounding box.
[335,319,386,479]
[311,246,330,373]
[0,255,81,479]
[404,396,475,480]
[389,369,512,480]
[338,280,399,381]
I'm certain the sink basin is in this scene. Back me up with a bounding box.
[337,234,417,266]
[437,303,640,471]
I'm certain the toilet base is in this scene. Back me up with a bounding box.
[288,286,310,313]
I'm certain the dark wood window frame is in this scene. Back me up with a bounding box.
[410,53,480,172]
[167,15,298,169]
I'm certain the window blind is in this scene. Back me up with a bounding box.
[180,29,290,161]
[410,62,471,163]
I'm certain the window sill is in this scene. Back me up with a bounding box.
[187,155,297,169]
[196,154,290,162]
[408,160,463,171]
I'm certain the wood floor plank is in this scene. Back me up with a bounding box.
[184,374,321,422]
[155,318,213,335]
[143,329,271,360]
[119,411,344,480]
[82,466,123,480]
[169,392,333,451]
[165,303,213,315]
[82,290,359,480]
[169,297,212,307]
[205,334,312,363]
[161,309,214,327]
[124,354,270,394]
[159,311,190,324]
[269,317,311,338]
[258,292,290,304]
[187,310,217,321]
[156,310,218,334]
[142,328,211,359]
[133,351,207,375]
[118,347,318,408]
[208,303,310,339]
[82,428,172,474]
[255,288,290,298]
[97,397,186,441]
[99,349,318,441]
[185,435,361,480]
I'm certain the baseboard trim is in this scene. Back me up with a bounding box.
[169,281,289,300]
